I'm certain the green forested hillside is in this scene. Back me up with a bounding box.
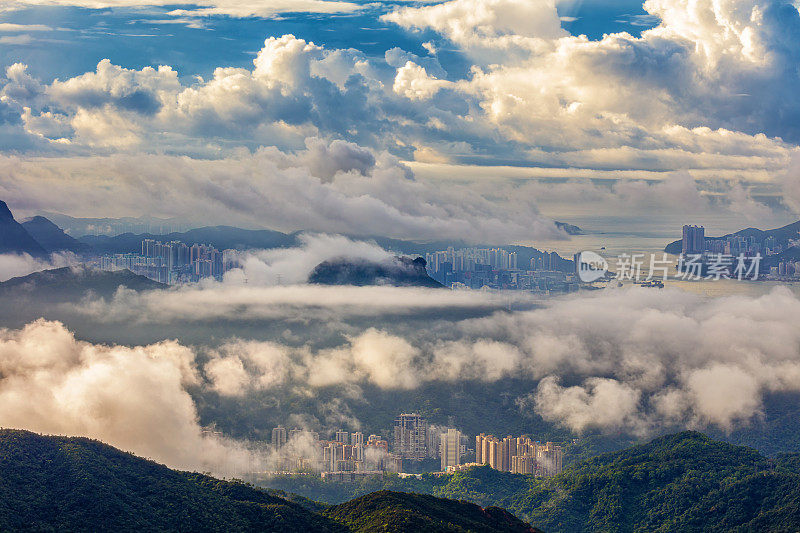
[0,429,535,532]
[0,429,340,532]
[264,432,800,533]
[323,491,541,533]
[510,431,799,532]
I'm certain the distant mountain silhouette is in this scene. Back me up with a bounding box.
[21,216,94,255]
[0,201,48,258]
[0,266,166,301]
[80,225,296,253]
[74,226,574,272]
[555,221,583,235]
[308,256,444,287]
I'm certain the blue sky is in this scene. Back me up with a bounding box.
[0,1,657,81]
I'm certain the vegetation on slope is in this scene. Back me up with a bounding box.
[0,429,341,532]
[323,491,541,533]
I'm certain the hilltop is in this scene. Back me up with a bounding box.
[0,266,166,301]
[79,225,296,254]
[0,429,340,532]
[0,200,48,258]
[308,256,444,288]
[21,216,94,255]
[323,491,540,533]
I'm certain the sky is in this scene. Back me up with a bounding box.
[1,0,799,242]
[3,2,800,472]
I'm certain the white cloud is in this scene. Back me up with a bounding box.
[4,279,800,446]
[533,376,645,434]
[0,319,254,475]
[0,252,80,282]
[65,276,800,435]
[0,23,52,32]
[393,61,452,100]
[0,0,799,239]
[381,0,800,184]
[0,149,565,243]
[5,0,363,18]
[224,233,393,286]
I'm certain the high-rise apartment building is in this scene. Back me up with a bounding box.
[440,429,462,471]
[351,432,364,461]
[476,433,562,477]
[271,426,287,451]
[536,442,564,476]
[511,455,536,474]
[682,225,705,255]
[393,413,428,461]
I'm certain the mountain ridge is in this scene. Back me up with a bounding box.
[77,226,576,272]
[0,201,48,258]
[0,266,167,300]
[21,216,94,255]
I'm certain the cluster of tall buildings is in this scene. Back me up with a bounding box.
[270,426,402,475]
[474,434,563,477]
[680,224,800,279]
[426,248,519,273]
[96,239,237,284]
[425,247,577,292]
[682,225,784,258]
[769,261,800,279]
[392,413,467,471]
[268,414,564,479]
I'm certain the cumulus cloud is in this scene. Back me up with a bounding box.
[393,62,453,100]
[531,377,645,434]
[381,0,800,189]
[0,319,255,475]
[3,13,796,184]
[0,5,797,222]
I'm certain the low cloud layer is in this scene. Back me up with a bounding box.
[0,251,79,281]
[0,148,566,243]
[193,285,800,433]
[2,282,800,474]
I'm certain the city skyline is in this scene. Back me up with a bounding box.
[261,412,563,479]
